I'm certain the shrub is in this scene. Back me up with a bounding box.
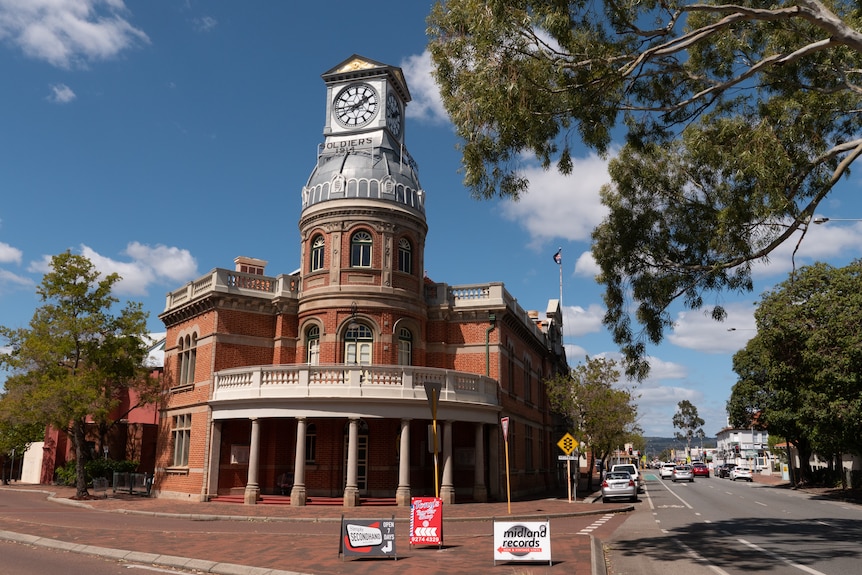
[54,459,140,486]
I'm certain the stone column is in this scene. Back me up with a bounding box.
[396,418,412,506]
[291,417,307,506]
[440,420,455,504]
[205,420,222,501]
[343,418,360,507]
[472,422,488,502]
[243,418,261,505]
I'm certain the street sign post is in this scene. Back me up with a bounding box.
[556,433,579,502]
[501,416,511,514]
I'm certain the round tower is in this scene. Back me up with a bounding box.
[298,55,428,366]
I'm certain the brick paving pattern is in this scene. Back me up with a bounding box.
[0,485,629,575]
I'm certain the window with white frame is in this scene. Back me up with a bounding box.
[178,333,197,386]
[397,238,412,274]
[345,323,373,364]
[306,325,320,365]
[306,423,317,463]
[398,327,412,366]
[350,230,372,268]
[310,235,325,272]
[172,413,192,467]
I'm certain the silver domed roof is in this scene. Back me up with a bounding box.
[302,134,425,216]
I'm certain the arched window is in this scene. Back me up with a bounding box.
[398,327,412,366]
[310,235,325,272]
[350,230,372,268]
[345,323,373,365]
[306,325,320,365]
[178,333,197,386]
[397,238,412,274]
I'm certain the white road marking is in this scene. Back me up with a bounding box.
[677,539,733,575]
[738,538,829,575]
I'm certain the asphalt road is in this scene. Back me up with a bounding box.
[606,472,862,575]
[1,539,191,575]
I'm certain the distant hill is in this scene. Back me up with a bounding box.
[644,436,716,459]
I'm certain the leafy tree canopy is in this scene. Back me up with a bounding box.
[545,356,641,489]
[428,0,862,377]
[729,260,862,481]
[672,399,705,449]
[0,252,156,497]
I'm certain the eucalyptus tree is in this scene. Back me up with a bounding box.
[672,400,704,460]
[0,252,157,499]
[545,356,641,491]
[428,0,862,378]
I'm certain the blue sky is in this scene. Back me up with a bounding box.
[2,1,862,439]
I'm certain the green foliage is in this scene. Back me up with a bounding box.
[54,458,139,486]
[0,252,155,498]
[54,460,77,486]
[545,356,641,465]
[672,400,705,450]
[0,419,43,457]
[730,260,862,483]
[429,0,862,377]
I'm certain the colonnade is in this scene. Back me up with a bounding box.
[226,416,488,507]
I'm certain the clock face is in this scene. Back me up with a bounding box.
[386,92,402,137]
[334,83,379,128]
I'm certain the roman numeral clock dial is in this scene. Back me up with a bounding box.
[334,83,378,128]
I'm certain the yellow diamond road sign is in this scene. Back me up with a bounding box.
[557,433,578,455]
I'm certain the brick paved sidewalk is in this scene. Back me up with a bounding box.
[1,484,627,575]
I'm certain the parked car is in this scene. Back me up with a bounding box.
[717,463,737,478]
[660,462,676,479]
[602,471,638,502]
[672,465,694,482]
[691,462,710,477]
[611,464,644,493]
[730,465,753,481]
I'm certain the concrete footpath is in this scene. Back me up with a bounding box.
[0,484,630,575]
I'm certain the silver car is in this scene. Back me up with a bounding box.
[672,465,694,482]
[602,471,638,502]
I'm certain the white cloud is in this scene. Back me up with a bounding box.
[192,16,217,33]
[0,0,149,68]
[400,50,448,124]
[744,216,862,280]
[79,243,198,296]
[499,154,611,247]
[27,243,198,297]
[123,242,198,283]
[0,267,34,290]
[47,82,75,103]
[574,250,599,278]
[0,241,22,264]
[668,302,757,354]
[563,303,604,337]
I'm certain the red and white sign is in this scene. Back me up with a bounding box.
[409,497,443,546]
[493,520,552,565]
[501,416,509,442]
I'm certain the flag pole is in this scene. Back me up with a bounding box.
[555,247,563,337]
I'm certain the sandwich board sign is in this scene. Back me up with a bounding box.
[339,516,397,560]
[409,496,443,547]
[493,520,552,566]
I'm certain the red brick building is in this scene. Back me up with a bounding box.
[154,56,569,506]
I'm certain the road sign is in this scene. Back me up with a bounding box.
[556,433,578,455]
[557,455,577,460]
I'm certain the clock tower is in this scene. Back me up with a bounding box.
[298,55,427,384]
[321,54,409,143]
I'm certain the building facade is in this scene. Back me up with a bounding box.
[154,55,569,506]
